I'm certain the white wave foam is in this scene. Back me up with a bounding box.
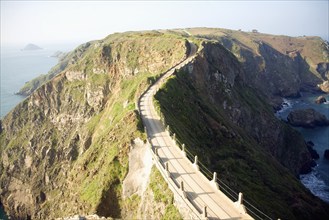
[300,171,329,203]
[276,98,293,116]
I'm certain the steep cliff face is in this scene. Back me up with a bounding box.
[155,42,329,219]
[0,31,187,219]
[2,28,329,219]
[187,28,329,102]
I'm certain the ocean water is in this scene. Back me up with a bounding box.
[0,203,8,220]
[276,93,329,203]
[0,43,77,217]
[0,44,76,118]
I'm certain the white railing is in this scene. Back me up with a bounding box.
[137,41,272,220]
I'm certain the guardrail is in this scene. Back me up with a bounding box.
[155,99,272,220]
[138,41,273,220]
[146,134,205,219]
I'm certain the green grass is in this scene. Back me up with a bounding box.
[149,166,182,220]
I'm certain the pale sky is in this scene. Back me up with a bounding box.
[1,0,328,46]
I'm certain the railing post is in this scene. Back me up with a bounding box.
[238,192,243,205]
[166,125,170,136]
[236,192,247,214]
[203,206,207,218]
[165,162,170,177]
[181,144,186,157]
[193,155,199,171]
[180,181,187,198]
[212,172,217,182]
[172,133,176,145]
[211,172,219,190]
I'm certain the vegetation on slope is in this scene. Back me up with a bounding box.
[0,31,187,219]
[154,45,329,219]
[2,28,329,220]
[148,166,182,220]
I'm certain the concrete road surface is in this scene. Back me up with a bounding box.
[139,42,253,220]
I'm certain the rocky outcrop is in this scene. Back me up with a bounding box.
[315,95,327,104]
[317,62,329,79]
[287,108,329,128]
[51,51,67,59]
[319,81,329,93]
[193,28,329,102]
[306,141,320,160]
[182,41,313,176]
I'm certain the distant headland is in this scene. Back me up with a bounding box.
[21,43,43,51]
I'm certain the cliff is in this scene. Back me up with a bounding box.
[184,28,329,106]
[154,41,329,219]
[1,29,329,219]
[19,28,329,102]
[0,31,187,219]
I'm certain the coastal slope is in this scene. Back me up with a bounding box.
[1,29,329,219]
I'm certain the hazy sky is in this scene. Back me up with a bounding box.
[1,0,328,46]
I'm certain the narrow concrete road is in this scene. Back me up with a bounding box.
[139,42,253,220]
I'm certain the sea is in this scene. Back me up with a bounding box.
[0,44,78,118]
[0,43,78,218]
[276,93,329,203]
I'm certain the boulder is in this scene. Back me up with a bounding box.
[287,108,329,128]
[319,81,329,93]
[324,150,329,160]
[315,95,327,104]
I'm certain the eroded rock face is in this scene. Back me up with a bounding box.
[182,41,312,176]
[306,141,320,160]
[157,40,329,218]
[287,108,329,128]
[218,37,325,99]
[122,138,153,198]
[317,62,329,80]
[0,32,187,219]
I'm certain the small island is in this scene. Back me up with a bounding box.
[21,43,43,51]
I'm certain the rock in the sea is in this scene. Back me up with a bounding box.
[306,141,320,159]
[315,95,327,104]
[324,150,329,160]
[51,51,66,59]
[319,81,329,93]
[287,108,329,128]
